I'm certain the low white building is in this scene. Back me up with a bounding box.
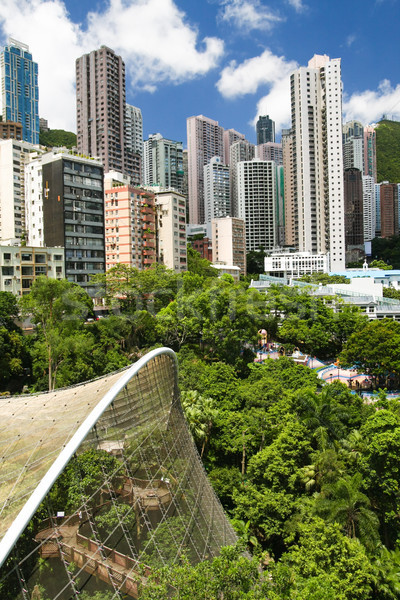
[264,251,329,278]
[211,263,241,281]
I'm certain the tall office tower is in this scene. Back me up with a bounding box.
[211,217,246,275]
[76,46,128,175]
[223,128,245,164]
[229,139,255,217]
[104,174,156,270]
[256,115,275,144]
[0,39,39,145]
[25,149,105,295]
[155,190,187,272]
[237,159,277,251]
[290,54,345,270]
[143,133,184,191]
[362,175,376,242]
[0,139,41,242]
[380,183,399,238]
[364,125,377,181]
[256,142,283,165]
[125,104,143,157]
[204,157,230,223]
[186,115,224,224]
[344,168,364,264]
[282,129,296,247]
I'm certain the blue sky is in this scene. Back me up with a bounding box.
[1,0,400,146]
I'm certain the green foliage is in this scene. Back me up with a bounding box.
[186,245,218,277]
[246,247,267,275]
[370,259,393,270]
[0,291,19,330]
[299,273,350,284]
[376,120,400,183]
[39,128,77,148]
[372,236,400,269]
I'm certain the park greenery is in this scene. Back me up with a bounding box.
[4,252,400,598]
[39,128,77,149]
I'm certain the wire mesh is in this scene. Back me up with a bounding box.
[0,349,237,599]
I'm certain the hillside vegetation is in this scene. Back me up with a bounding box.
[376,119,400,183]
[39,128,77,149]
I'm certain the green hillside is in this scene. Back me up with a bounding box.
[376,119,400,183]
[39,128,77,149]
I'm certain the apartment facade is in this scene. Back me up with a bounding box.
[237,159,277,252]
[229,139,255,218]
[204,157,230,224]
[155,190,187,272]
[186,115,224,224]
[0,39,39,144]
[211,216,246,275]
[0,244,64,295]
[256,142,283,165]
[143,134,184,191]
[290,54,345,270]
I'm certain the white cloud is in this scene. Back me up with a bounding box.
[216,49,297,131]
[345,33,356,47]
[343,80,400,125]
[286,0,305,12]
[0,0,224,131]
[219,0,282,32]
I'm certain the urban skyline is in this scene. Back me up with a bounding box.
[0,0,399,147]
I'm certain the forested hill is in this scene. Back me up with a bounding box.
[39,128,77,149]
[376,119,400,183]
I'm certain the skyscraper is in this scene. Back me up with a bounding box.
[364,125,377,181]
[204,156,230,223]
[223,128,245,164]
[0,39,39,144]
[380,183,399,238]
[125,104,143,157]
[229,139,255,218]
[76,46,127,175]
[186,115,224,224]
[362,175,376,242]
[143,133,184,191]
[344,168,364,264]
[237,159,277,251]
[343,121,364,172]
[256,115,275,144]
[290,54,345,270]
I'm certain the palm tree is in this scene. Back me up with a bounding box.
[314,472,379,549]
[181,391,218,457]
[296,386,345,448]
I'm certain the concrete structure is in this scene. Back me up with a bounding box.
[343,122,364,172]
[186,115,224,224]
[363,175,376,242]
[0,243,64,295]
[380,182,399,238]
[143,133,183,191]
[229,139,255,218]
[104,175,156,270]
[256,115,275,144]
[223,128,245,164]
[25,149,105,295]
[0,119,22,141]
[125,104,143,157]
[76,46,140,183]
[290,54,345,270]
[211,216,246,275]
[204,156,230,223]
[0,349,237,596]
[210,263,241,281]
[0,139,41,242]
[0,39,39,144]
[155,189,187,271]
[364,125,377,181]
[256,142,283,165]
[276,165,285,246]
[264,251,328,278]
[282,129,296,247]
[344,168,364,264]
[237,159,277,251]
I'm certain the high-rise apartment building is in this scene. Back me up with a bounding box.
[229,139,255,218]
[362,175,376,242]
[104,174,156,270]
[125,104,143,157]
[364,125,377,181]
[237,159,277,251]
[143,133,183,191]
[211,217,246,275]
[256,115,275,144]
[76,46,131,176]
[282,129,296,247]
[25,149,105,295]
[343,121,364,172]
[0,39,39,144]
[223,128,245,164]
[186,115,224,224]
[155,190,187,272]
[256,142,283,165]
[204,157,230,223]
[380,183,399,238]
[0,139,42,242]
[290,54,345,270]
[344,168,364,264]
